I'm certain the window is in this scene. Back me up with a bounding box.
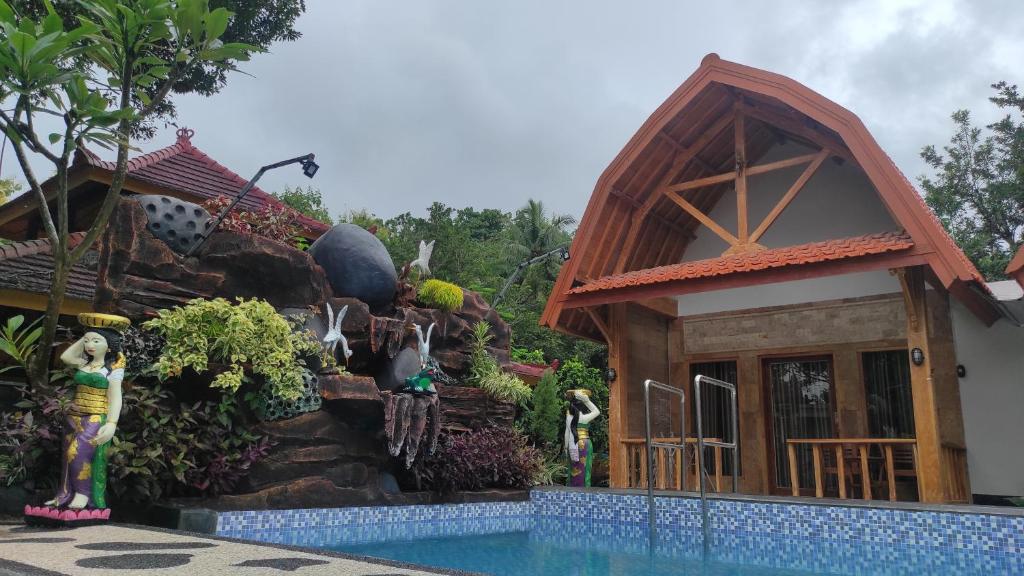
[862,350,915,438]
[689,360,739,475]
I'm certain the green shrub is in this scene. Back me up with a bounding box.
[511,347,545,364]
[525,370,563,449]
[418,279,464,312]
[466,321,531,405]
[143,298,320,400]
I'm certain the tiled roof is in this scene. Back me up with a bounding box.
[0,233,96,301]
[569,232,915,294]
[77,128,328,236]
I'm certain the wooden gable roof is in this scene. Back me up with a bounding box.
[543,54,997,341]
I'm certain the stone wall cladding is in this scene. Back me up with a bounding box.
[681,293,906,355]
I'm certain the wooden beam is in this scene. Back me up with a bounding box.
[585,307,612,343]
[735,104,748,242]
[665,171,736,194]
[613,112,736,273]
[608,304,630,488]
[665,192,739,246]
[749,149,829,243]
[746,152,821,177]
[609,188,696,239]
[743,102,853,162]
[900,265,946,503]
[636,297,678,318]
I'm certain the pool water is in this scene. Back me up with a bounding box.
[328,518,1019,576]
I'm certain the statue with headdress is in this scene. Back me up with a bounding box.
[24,313,130,526]
[564,389,600,487]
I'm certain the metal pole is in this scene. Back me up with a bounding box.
[731,388,739,494]
[492,244,568,308]
[185,153,315,257]
[644,379,656,547]
[694,376,709,549]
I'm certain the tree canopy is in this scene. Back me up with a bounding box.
[10,0,306,138]
[920,81,1024,280]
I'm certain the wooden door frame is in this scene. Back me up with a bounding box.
[761,354,839,496]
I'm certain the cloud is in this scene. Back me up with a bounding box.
[8,0,1023,224]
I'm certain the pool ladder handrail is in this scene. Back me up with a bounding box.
[642,378,686,545]
[693,374,739,547]
[642,375,739,548]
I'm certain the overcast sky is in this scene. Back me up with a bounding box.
[8,0,1024,223]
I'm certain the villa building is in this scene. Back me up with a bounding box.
[542,54,1024,504]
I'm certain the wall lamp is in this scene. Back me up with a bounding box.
[910,347,925,366]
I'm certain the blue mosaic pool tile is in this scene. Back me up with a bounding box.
[217,488,1024,565]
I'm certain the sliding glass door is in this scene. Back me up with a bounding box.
[764,357,835,492]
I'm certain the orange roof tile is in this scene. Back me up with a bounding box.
[569,232,914,294]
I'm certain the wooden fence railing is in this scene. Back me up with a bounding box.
[942,443,970,503]
[620,437,729,492]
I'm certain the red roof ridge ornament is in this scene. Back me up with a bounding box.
[175,127,195,148]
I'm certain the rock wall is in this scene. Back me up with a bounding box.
[94,198,519,508]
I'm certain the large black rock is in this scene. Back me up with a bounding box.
[309,224,397,310]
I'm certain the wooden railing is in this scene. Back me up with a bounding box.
[786,438,918,501]
[620,437,729,492]
[942,443,970,503]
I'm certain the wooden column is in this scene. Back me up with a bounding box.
[898,266,946,503]
[608,303,631,488]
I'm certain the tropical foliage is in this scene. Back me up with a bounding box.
[524,370,562,449]
[466,321,532,405]
[201,196,306,248]
[0,0,259,389]
[143,297,320,399]
[273,185,333,226]
[0,315,41,376]
[921,81,1024,280]
[417,279,464,312]
[414,427,543,493]
[108,385,271,501]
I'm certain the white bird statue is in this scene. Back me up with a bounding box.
[323,302,353,361]
[410,240,435,276]
[414,322,437,367]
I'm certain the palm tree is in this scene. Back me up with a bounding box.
[504,200,575,302]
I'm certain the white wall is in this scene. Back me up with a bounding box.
[676,269,902,317]
[952,300,1024,497]
[684,142,899,260]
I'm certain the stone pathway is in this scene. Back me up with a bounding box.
[0,523,462,576]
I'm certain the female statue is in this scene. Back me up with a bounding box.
[25,313,129,525]
[564,389,600,487]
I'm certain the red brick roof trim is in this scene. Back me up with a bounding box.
[74,129,328,235]
[569,232,914,294]
[0,232,88,260]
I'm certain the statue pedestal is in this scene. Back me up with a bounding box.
[23,505,111,528]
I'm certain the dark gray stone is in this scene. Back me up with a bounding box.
[309,224,397,310]
[135,195,211,254]
[75,553,192,569]
[232,558,329,571]
[379,471,400,495]
[374,347,421,392]
[76,542,216,551]
[0,486,27,515]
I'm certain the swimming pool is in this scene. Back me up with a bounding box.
[217,488,1024,575]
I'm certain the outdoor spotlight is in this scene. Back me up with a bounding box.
[560,247,570,262]
[301,157,319,178]
[606,367,617,382]
[910,347,925,366]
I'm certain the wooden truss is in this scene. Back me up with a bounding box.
[615,101,834,270]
